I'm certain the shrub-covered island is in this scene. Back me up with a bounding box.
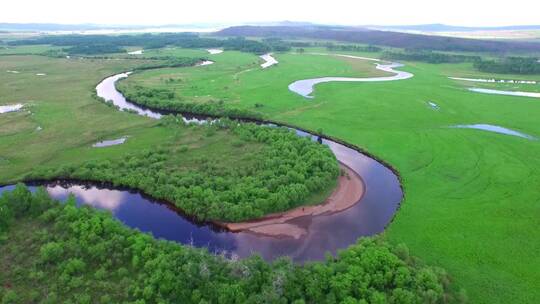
[25,118,340,223]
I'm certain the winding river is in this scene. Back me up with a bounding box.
[0,63,403,262]
[288,56,414,98]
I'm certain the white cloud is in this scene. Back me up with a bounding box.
[0,0,539,26]
[47,185,127,212]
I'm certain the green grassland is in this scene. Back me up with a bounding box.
[0,44,62,55]
[0,48,458,303]
[119,48,540,303]
[2,44,540,303]
[0,55,160,181]
[117,50,390,115]
[0,55,268,182]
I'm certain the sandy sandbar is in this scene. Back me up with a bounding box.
[220,163,365,239]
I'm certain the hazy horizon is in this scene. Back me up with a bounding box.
[1,0,540,28]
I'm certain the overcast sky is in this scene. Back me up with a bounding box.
[1,0,539,27]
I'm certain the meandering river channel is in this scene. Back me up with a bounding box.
[0,62,403,261]
[288,56,414,98]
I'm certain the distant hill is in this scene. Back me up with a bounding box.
[216,25,540,53]
[367,23,540,32]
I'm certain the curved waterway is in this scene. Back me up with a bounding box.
[288,57,414,98]
[0,68,402,262]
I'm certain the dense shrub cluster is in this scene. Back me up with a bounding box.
[11,33,213,49]
[0,185,463,303]
[473,57,540,74]
[222,37,271,54]
[262,38,292,52]
[135,57,203,71]
[325,43,382,53]
[63,44,125,55]
[381,50,480,64]
[26,120,339,222]
[117,84,263,119]
[287,41,312,48]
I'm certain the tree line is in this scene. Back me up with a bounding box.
[62,44,125,55]
[10,34,292,55]
[381,50,480,64]
[0,184,465,303]
[382,51,540,74]
[324,43,381,53]
[473,57,540,74]
[134,57,203,71]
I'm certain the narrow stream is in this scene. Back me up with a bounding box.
[288,62,413,98]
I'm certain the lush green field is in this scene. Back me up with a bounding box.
[0,55,160,181]
[120,48,540,303]
[2,44,540,303]
[0,44,61,55]
[0,51,458,303]
[0,55,338,223]
[117,50,389,116]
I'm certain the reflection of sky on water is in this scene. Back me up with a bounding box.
[96,73,162,119]
[92,137,127,148]
[451,124,536,140]
[0,104,24,114]
[288,61,414,98]
[47,185,127,212]
[469,87,540,98]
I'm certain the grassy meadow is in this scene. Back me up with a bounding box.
[0,55,290,184]
[120,48,540,303]
[0,55,163,181]
[1,43,540,303]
